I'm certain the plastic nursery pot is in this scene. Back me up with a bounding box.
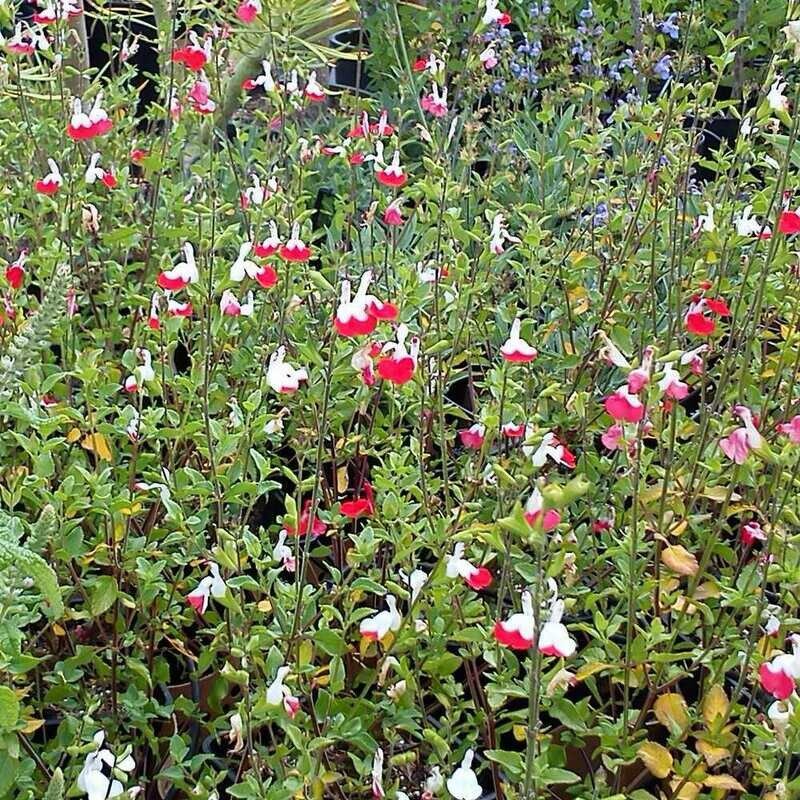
[329,28,373,92]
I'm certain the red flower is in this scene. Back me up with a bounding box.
[779,210,800,235]
[284,500,327,537]
[340,482,376,519]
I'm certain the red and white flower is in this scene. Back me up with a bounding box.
[720,404,762,464]
[421,83,448,117]
[171,32,211,71]
[158,243,199,290]
[539,581,577,657]
[304,71,326,102]
[383,197,405,226]
[759,635,800,700]
[167,299,193,317]
[480,45,498,69]
[482,0,512,26]
[524,430,575,468]
[279,222,312,262]
[220,289,254,317]
[445,542,492,589]
[254,221,281,257]
[370,143,408,187]
[267,346,308,394]
[459,423,485,450]
[376,324,420,384]
[67,93,112,140]
[734,205,771,238]
[626,346,654,394]
[148,293,160,329]
[360,595,402,641]
[186,562,226,614]
[123,348,155,393]
[524,487,560,531]
[272,530,296,572]
[5,250,27,290]
[494,590,536,649]
[252,59,276,92]
[351,342,382,386]
[84,153,116,188]
[266,666,300,717]
[500,317,537,362]
[657,362,689,400]
[502,421,526,438]
[489,213,520,255]
[680,344,708,375]
[33,0,81,25]
[35,158,62,195]
[4,23,48,55]
[604,385,645,423]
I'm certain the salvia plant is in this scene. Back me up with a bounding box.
[1,0,800,798]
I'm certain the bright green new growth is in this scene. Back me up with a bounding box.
[0,263,72,402]
[0,506,63,619]
[43,768,64,800]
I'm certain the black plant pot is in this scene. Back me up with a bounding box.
[329,28,372,92]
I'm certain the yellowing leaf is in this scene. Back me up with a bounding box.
[696,740,729,767]
[81,433,112,462]
[257,599,272,613]
[21,718,44,734]
[575,662,615,681]
[704,775,745,791]
[513,724,527,742]
[51,623,66,637]
[702,684,729,727]
[654,693,690,734]
[669,779,701,800]
[637,741,673,778]
[661,545,699,577]
[66,427,82,443]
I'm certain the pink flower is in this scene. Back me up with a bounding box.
[480,45,498,69]
[421,83,448,117]
[719,405,762,464]
[601,423,624,451]
[524,487,560,532]
[658,362,689,400]
[383,198,405,226]
[604,385,645,423]
[741,520,766,546]
[459,423,485,450]
[777,415,800,444]
[759,636,800,700]
[626,346,654,394]
[236,0,261,23]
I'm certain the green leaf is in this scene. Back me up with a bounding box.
[485,749,524,778]
[541,768,581,785]
[91,575,118,616]
[0,688,19,731]
[314,628,348,656]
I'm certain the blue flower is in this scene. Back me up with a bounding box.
[653,54,672,81]
[490,79,507,94]
[528,3,539,17]
[658,12,680,40]
[579,2,593,19]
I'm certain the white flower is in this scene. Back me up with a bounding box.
[768,78,789,112]
[447,749,481,800]
[782,20,800,61]
[227,713,245,753]
[77,732,136,800]
[387,680,407,701]
[371,748,384,798]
